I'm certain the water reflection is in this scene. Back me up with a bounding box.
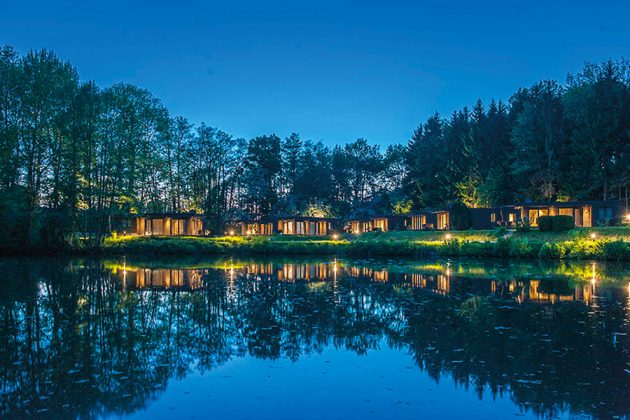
[111,259,623,306]
[0,257,628,418]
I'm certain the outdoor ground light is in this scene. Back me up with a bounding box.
[444,233,453,240]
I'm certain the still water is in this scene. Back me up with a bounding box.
[0,256,628,419]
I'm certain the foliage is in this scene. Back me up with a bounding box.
[552,215,575,231]
[392,199,413,215]
[539,215,575,232]
[539,242,568,259]
[449,201,472,230]
[538,216,554,232]
[515,219,531,233]
[97,227,630,261]
[0,45,629,252]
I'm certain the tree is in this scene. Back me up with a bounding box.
[563,60,630,202]
[510,81,566,201]
[405,113,445,208]
[281,132,302,197]
[243,135,282,217]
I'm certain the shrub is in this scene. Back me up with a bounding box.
[492,226,508,238]
[508,238,534,258]
[538,215,574,232]
[441,238,462,255]
[515,219,531,233]
[538,242,553,258]
[538,242,568,259]
[450,202,472,230]
[459,241,494,257]
[552,215,575,232]
[493,237,511,257]
[600,240,630,261]
[566,238,602,259]
[538,216,553,232]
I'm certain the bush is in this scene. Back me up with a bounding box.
[515,219,531,233]
[566,238,602,259]
[600,240,630,261]
[552,215,575,232]
[492,226,508,238]
[538,215,574,232]
[441,238,462,255]
[450,202,472,230]
[508,238,534,258]
[493,237,511,257]
[459,241,494,257]
[538,216,553,232]
[538,242,568,259]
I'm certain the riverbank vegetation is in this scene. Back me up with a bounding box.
[98,226,630,261]
[0,45,629,253]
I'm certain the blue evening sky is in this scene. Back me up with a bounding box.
[1,0,628,146]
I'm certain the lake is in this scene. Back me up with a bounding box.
[0,256,628,419]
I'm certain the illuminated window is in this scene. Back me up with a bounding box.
[296,222,305,235]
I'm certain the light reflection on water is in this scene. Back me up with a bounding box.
[0,257,628,418]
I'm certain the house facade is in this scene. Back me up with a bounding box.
[232,217,338,236]
[346,215,408,233]
[408,209,450,230]
[489,200,623,228]
[133,212,204,236]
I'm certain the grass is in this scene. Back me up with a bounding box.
[98,226,630,261]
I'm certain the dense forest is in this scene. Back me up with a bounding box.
[0,45,629,249]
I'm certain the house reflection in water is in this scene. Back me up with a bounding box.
[113,267,204,290]
[409,273,451,295]
[108,261,604,305]
[522,279,593,305]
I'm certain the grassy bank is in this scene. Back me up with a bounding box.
[98,226,630,261]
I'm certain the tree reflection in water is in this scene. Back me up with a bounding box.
[0,257,628,418]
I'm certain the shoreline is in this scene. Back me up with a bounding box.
[2,227,629,261]
[100,227,630,261]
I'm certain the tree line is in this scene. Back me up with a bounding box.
[0,45,628,248]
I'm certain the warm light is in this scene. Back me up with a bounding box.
[229,230,235,236]
[354,230,360,235]
[590,232,597,239]
[444,233,453,240]
[625,214,630,222]
[332,234,339,240]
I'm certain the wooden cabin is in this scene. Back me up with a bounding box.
[491,200,622,228]
[347,218,372,234]
[408,209,450,230]
[276,217,337,236]
[134,212,204,236]
[346,215,408,233]
[469,208,498,230]
[232,217,338,236]
[233,220,274,236]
